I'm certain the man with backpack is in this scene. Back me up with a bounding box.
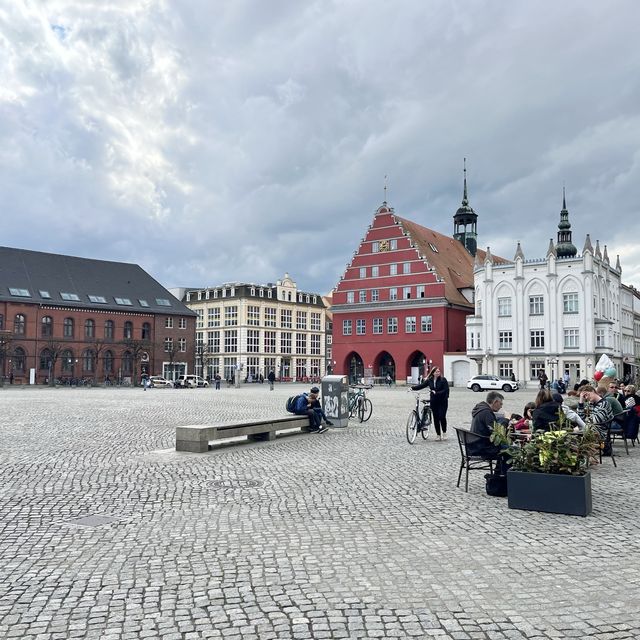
[290,386,332,433]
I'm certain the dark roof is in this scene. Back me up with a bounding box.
[0,246,195,316]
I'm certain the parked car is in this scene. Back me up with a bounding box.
[175,375,209,388]
[149,376,173,388]
[466,375,519,393]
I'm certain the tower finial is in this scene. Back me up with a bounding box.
[462,157,468,205]
[383,175,388,204]
[562,183,566,210]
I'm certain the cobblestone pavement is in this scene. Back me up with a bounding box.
[1,384,639,640]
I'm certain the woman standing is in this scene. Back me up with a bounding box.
[411,366,450,440]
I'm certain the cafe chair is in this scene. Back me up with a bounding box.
[454,427,495,492]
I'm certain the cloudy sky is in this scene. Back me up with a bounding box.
[1,0,639,295]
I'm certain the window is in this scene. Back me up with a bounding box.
[64,318,74,338]
[403,287,411,299]
[563,293,579,314]
[296,311,307,330]
[347,291,355,304]
[85,319,95,338]
[248,306,260,326]
[372,241,380,252]
[280,331,292,353]
[280,309,292,328]
[388,317,398,334]
[123,321,133,339]
[390,239,397,250]
[295,358,307,379]
[373,318,383,334]
[114,297,132,306]
[310,334,321,355]
[403,262,411,275]
[82,349,95,372]
[421,316,432,332]
[224,306,238,326]
[356,319,366,335]
[372,266,379,277]
[39,348,52,371]
[247,330,260,353]
[0,314,3,329]
[530,330,545,349]
[476,300,482,316]
[498,362,514,379]
[179,318,187,329]
[405,316,416,333]
[165,317,173,329]
[310,358,320,377]
[224,330,238,353]
[122,351,133,375]
[208,308,220,327]
[206,331,219,353]
[498,297,511,317]
[417,286,425,298]
[156,298,171,307]
[264,330,276,353]
[529,295,544,315]
[13,347,26,372]
[499,331,513,350]
[39,291,51,299]
[265,307,276,327]
[428,242,438,253]
[41,316,53,337]
[88,295,107,304]
[142,323,151,340]
[343,320,352,336]
[371,289,379,302]
[359,267,366,278]
[530,361,545,380]
[296,333,307,353]
[104,320,114,339]
[164,337,173,352]
[139,299,149,307]
[14,314,26,335]
[359,290,366,303]
[196,309,204,329]
[595,328,605,347]
[389,288,398,301]
[9,288,30,297]
[103,351,114,373]
[310,312,321,331]
[390,263,398,276]
[564,328,579,349]
[179,338,186,352]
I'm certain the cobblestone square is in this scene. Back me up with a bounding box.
[1,385,639,639]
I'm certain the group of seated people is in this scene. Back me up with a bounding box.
[467,381,640,460]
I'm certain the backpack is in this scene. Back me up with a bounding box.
[485,472,508,497]
[286,395,303,413]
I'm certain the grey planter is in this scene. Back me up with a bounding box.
[507,469,592,516]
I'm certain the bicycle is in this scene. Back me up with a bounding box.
[406,392,433,444]
[347,385,373,422]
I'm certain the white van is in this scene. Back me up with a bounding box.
[175,375,209,388]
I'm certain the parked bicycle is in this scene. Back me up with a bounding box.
[348,385,373,422]
[406,392,433,443]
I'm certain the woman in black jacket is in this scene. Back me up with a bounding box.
[411,366,450,440]
[531,389,562,432]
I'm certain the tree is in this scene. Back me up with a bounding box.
[0,330,13,387]
[44,340,65,386]
[121,338,153,386]
[164,341,180,381]
[89,338,109,386]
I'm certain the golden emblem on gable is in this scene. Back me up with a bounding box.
[379,240,389,252]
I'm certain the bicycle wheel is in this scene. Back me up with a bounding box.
[421,408,432,440]
[359,397,373,422]
[406,410,419,444]
[348,396,357,419]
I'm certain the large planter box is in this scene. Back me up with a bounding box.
[507,470,592,516]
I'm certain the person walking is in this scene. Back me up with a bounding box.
[411,365,450,440]
[214,373,221,390]
[267,369,276,391]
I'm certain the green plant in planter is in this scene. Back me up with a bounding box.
[508,424,599,475]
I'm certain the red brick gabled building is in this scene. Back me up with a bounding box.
[331,199,497,384]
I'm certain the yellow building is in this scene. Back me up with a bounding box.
[183,273,327,382]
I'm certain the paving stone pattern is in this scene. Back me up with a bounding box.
[1,385,639,639]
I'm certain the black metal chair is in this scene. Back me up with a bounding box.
[610,410,631,456]
[590,420,617,467]
[454,427,495,492]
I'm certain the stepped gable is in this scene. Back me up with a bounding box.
[398,217,509,306]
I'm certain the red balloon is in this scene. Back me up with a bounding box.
[594,371,604,381]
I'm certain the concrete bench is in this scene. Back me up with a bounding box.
[176,415,312,452]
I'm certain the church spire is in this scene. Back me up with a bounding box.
[556,187,577,258]
[452,157,478,257]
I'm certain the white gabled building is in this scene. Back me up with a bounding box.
[466,194,624,388]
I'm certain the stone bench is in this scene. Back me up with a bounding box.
[176,415,312,452]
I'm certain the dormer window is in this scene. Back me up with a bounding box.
[9,288,31,297]
[60,292,80,301]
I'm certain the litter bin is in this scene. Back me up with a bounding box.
[321,374,349,428]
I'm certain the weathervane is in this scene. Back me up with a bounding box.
[384,175,388,203]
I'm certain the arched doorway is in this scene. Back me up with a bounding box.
[347,352,364,385]
[377,351,396,382]
[408,351,428,384]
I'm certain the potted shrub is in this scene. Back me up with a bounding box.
[506,420,600,517]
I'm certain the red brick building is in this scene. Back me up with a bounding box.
[331,195,496,384]
[0,247,196,384]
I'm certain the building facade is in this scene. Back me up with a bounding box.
[330,187,497,385]
[0,246,196,384]
[182,274,327,382]
[466,197,628,387]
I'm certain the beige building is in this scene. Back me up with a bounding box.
[182,273,327,382]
